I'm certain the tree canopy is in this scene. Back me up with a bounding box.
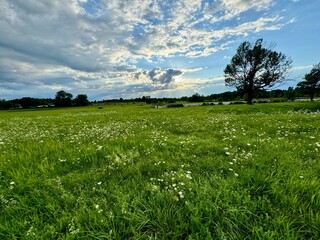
[74,94,89,106]
[224,39,292,104]
[297,63,320,101]
[55,90,73,107]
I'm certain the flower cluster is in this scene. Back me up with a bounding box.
[148,166,193,201]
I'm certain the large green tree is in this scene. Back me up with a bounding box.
[297,63,320,101]
[224,39,292,104]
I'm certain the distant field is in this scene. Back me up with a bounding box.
[0,102,319,239]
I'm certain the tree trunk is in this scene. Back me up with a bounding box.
[247,91,253,104]
[310,92,314,101]
[247,78,254,104]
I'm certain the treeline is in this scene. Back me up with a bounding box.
[0,86,318,110]
[0,90,89,110]
[95,87,317,105]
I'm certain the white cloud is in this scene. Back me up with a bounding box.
[290,65,313,72]
[0,0,293,99]
[0,0,287,66]
[214,15,285,36]
[222,0,273,15]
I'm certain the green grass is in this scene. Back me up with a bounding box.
[0,102,320,239]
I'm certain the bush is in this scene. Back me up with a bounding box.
[202,103,210,106]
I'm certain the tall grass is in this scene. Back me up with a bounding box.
[0,102,319,239]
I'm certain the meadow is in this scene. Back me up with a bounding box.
[0,102,319,239]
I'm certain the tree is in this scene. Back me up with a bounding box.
[55,90,73,107]
[296,63,320,101]
[224,39,292,104]
[0,99,12,110]
[73,94,89,106]
[189,93,204,102]
[285,87,295,101]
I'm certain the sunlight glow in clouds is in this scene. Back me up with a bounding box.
[0,0,319,100]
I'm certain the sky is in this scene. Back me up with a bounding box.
[0,0,319,100]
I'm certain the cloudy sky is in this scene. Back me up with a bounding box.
[0,0,319,100]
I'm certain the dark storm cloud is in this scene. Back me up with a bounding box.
[134,68,183,85]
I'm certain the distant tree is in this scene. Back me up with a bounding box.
[296,63,320,101]
[224,39,292,104]
[219,91,236,101]
[180,96,189,101]
[254,89,270,99]
[73,94,89,106]
[0,99,11,110]
[55,90,73,107]
[19,97,40,109]
[141,96,152,104]
[189,93,204,102]
[285,87,295,101]
[270,89,285,99]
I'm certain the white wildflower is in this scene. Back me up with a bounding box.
[186,173,192,179]
[96,146,103,151]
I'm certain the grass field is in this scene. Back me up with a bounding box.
[0,102,319,239]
